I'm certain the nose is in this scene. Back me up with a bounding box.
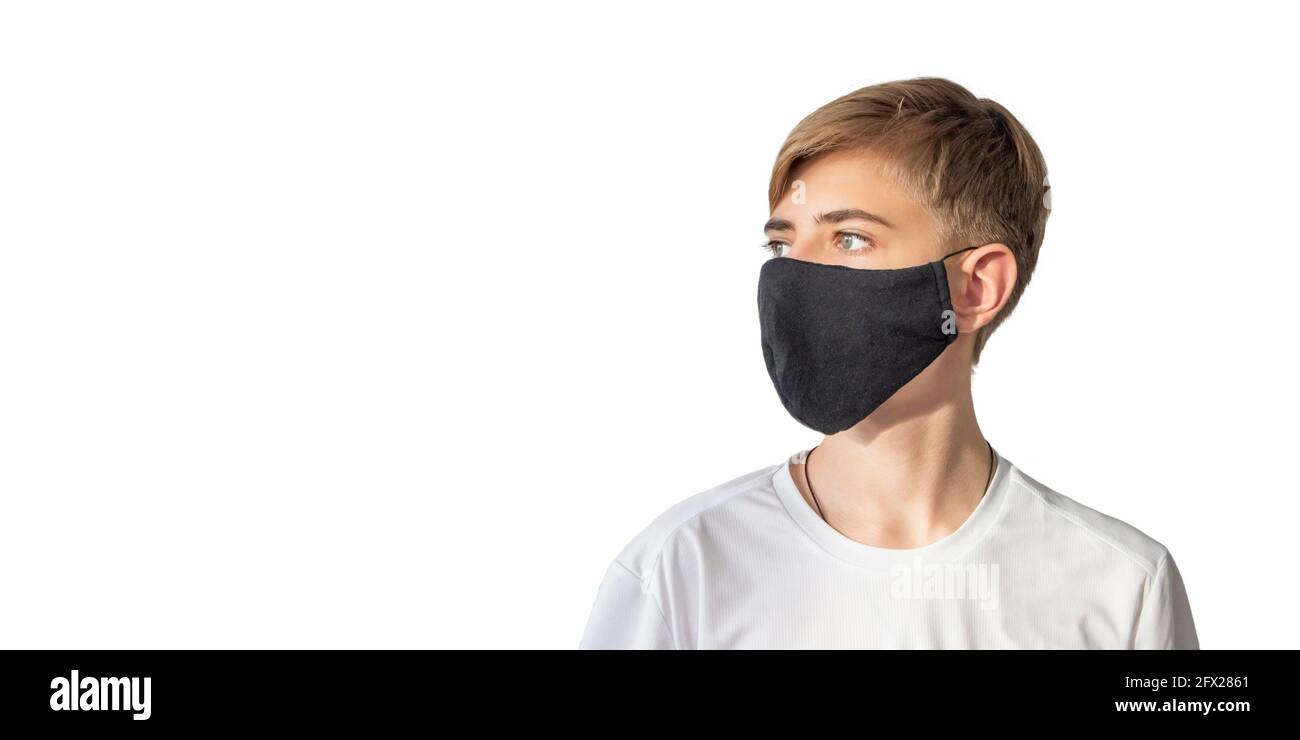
[784,240,835,266]
[784,240,814,262]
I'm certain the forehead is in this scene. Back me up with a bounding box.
[774,150,934,234]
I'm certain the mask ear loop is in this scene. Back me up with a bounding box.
[939,244,982,262]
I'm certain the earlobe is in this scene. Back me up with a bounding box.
[948,243,1017,334]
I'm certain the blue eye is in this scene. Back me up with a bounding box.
[761,240,790,258]
[835,232,873,252]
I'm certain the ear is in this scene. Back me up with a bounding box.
[947,243,1017,334]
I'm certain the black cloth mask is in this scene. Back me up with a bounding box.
[757,246,978,434]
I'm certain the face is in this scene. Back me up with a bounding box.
[761,149,1012,431]
[764,149,955,269]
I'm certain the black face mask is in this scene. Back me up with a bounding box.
[757,246,978,434]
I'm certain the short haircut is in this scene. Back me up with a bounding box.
[768,77,1051,363]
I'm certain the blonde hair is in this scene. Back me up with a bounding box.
[768,77,1050,363]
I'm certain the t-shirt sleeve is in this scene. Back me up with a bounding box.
[1133,550,1199,649]
[578,561,675,650]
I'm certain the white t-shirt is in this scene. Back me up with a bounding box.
[579,449,1198,649]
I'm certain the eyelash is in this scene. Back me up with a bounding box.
[760,231,876,257]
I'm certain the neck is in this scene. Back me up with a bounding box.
[798,362,992,549]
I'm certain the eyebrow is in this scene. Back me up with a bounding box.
[763,208,895,232]
[763,217,794,232]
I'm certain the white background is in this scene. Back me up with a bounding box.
[1,1,1296,648]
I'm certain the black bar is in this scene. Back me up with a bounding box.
[1,649,1288,728]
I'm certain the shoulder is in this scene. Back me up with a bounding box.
[1004,463,1172,579]
[610,460,783,581]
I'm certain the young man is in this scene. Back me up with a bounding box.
[579,78,1198,649]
